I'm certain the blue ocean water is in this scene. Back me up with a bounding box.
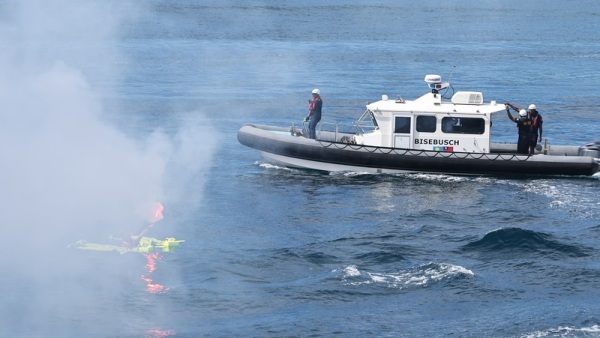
[2,0,600,337]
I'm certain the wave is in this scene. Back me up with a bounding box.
[272,247,342,265]
[352,250,406,265]
[270,236,419,267]
[460,227,590,259]
[336,262,473,290]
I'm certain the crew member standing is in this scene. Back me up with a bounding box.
[505,102,532,155]
[305,89,322,139]
[527,104,543,155]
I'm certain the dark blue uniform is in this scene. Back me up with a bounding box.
[515,117,532,154]
[307,96,322,139]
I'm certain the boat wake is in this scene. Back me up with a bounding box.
[257,161,299,172]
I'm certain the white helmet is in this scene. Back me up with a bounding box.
[519,109,528,117]
[312,88,320,95]
[528,104,537,110]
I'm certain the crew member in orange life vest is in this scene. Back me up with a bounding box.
[305,89,322,139]
[505,102,532,155]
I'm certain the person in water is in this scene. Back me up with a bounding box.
[527,104,543,155]
[305,88,322,139]
[505,102,532,155]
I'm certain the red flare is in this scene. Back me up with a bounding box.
[152,203,164,222]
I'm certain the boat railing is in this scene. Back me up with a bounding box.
[298,120,357,142]
[353,109,379,135]
[317,121,340,141]
[319,121,362,142]
[294,109,377,141]
[353,122,379,136]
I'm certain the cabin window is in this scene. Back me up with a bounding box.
[416,116,436,133]
[441,117,485,134]
[394,116,411,134]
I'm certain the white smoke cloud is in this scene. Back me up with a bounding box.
[2,20,163,242]
[0,0,215,335]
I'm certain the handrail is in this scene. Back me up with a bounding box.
[314,139,534,162]
[317,121,339,141]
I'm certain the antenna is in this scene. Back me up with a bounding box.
[447,64,457,83]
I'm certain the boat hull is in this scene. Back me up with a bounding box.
[238,124,600,176]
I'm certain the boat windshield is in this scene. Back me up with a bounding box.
[354,109,379,134]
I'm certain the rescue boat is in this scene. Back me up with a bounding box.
[237,75,600,176]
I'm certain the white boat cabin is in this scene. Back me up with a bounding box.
[353,75,505,153]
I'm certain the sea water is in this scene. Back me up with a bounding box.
[1,0,600,337]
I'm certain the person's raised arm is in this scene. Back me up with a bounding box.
[505,102,521,112]
[505,103,516,122]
